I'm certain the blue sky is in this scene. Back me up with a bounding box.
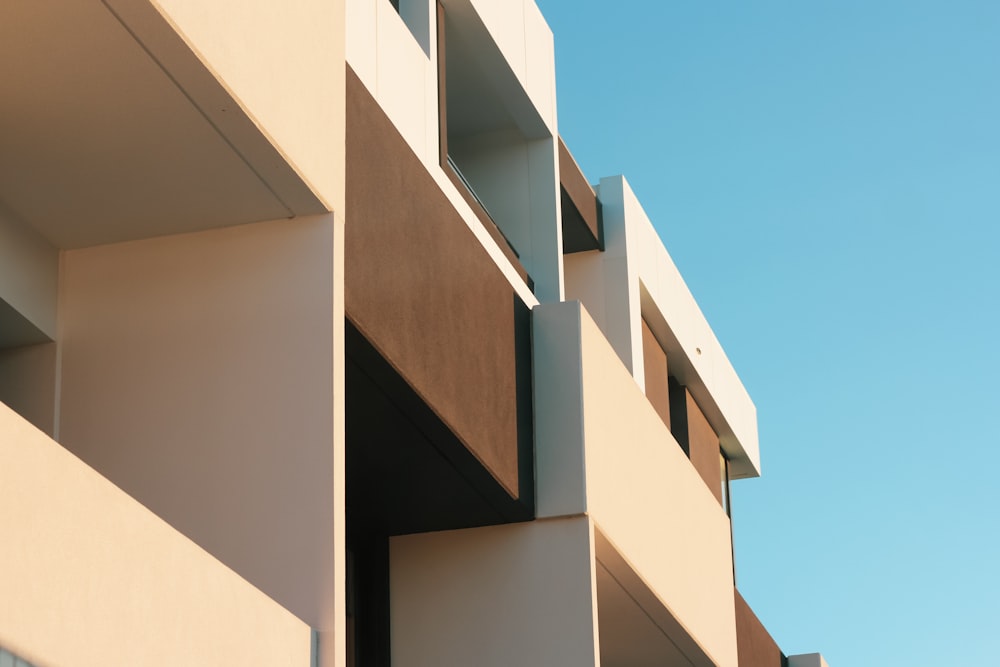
[535,1,1000,664]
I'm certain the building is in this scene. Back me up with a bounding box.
[0,0,828,665]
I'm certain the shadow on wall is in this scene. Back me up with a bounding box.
[1,646,38,667]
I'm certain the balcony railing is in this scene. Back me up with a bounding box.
[444,154,532,290]
[0,401,313,667]
[533,301,739,667]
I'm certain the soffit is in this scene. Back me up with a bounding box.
[597,562,694,667]
[0,0,318,249]
[440,1,548,141]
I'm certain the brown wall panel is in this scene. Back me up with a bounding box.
[735,590,787,667]
[687,390,723,505]
[345,66,526,499]
[641,318,670,431]
[558,137,601,251]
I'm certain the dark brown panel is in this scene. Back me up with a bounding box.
[668,376,690,454]
[558,137,602,252]
[345,65,529,501]
[345,320,531,531]
[735,590,788,667]
[641,318,670,431]
[687,391,723,505]
[668,380,723,505]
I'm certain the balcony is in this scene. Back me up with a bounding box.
[0,0,332,253]
[0,401,312,667]
[534,300,738,667]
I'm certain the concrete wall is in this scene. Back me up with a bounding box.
[56,216,342,643]
[0,402,313,667]
[0,205,58,342]
[788,653,830,667]
[563,247,640,379]
[390,517,600,667]
[534,301,738,667]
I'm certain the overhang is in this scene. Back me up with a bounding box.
[559,137,603,252]
[0,0,326,250]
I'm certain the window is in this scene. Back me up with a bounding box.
[720,450,732,517]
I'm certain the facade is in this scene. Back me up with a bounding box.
[0,1,826,666]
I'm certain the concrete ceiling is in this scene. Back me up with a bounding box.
[442,4,548,142]
[0,0,318,249]
[597,562,695,667]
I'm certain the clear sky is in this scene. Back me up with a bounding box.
[535,1,1000,665]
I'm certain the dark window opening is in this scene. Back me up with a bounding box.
[345,535,391,667]
[435,2,541,290]
[720,450,732,517]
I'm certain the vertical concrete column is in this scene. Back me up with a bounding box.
[527,135,565,303]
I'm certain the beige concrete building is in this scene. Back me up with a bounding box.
[0,1,827,665]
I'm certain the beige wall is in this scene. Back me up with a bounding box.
[390,517,600,667]
[580,302,737,667]
[0,402,313,667]
[57,216,341,639]
[533,301,737,667]
[563,249,640,379]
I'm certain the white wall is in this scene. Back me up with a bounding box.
[390,517,600,667]
[564,249,640,381]
[0,402,313,667]
[346,0,437,169]
[57,216,342,642]
[788,653,831,667]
